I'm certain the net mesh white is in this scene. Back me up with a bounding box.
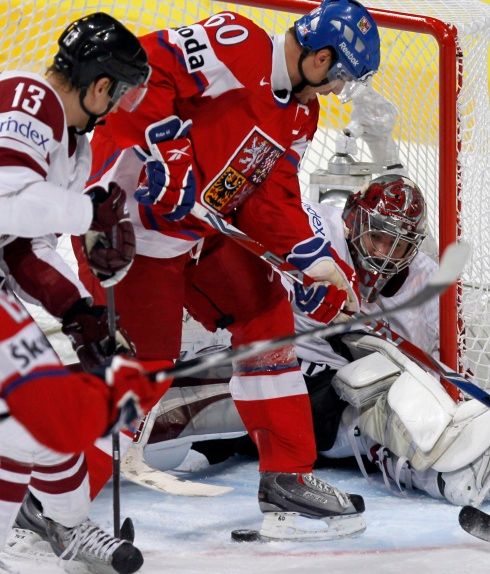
[3,0,489,385]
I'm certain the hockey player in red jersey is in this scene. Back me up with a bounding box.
[0,12,153,573]
[84,0,381,540]
[0,289,164,573]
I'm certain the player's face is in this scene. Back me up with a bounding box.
[364,230,410,259]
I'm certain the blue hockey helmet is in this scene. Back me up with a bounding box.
[294,0,380,82]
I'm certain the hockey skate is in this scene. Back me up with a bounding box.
[233,472,365,542]
[12,492,143,574]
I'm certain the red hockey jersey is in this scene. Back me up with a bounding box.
[0,291,112,453]
[89,12,319,258]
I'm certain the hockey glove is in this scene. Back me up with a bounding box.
[286,237,360,324]
[61,298,135,371]
[134,115,196,221]
[84,182,136,287]
[103,356,162,434]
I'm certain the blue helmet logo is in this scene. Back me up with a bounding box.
[294,0,380,80]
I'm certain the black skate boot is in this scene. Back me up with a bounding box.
[44,517,143,574]
[13,491,142,574]
[255,472,366,541]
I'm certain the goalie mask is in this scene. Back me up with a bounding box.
[54,12,150,131]
[342,175,427,303]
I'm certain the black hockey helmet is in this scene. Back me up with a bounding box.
[54,12,150,112]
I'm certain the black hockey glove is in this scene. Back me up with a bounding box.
[61,298,136,371]
[83,182,136,287]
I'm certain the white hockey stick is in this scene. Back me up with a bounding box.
[121,403,233,497]
[148,241,470,383]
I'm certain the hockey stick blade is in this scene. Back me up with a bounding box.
[121,446,233,497]
[150,242,469,383]
[458,506,490,542]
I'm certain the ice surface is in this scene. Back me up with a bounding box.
[3,458,490,574]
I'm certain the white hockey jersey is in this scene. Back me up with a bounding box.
[0,71,93,245]
[293,201,439,371]
[0,71,93,316]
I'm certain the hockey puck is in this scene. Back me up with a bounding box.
[231,529,262,542]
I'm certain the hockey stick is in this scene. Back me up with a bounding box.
[190,206,490,406]
[105,286,131,538]
[147,241,469,383]
[121,401,233,497]
[459,506,490,542]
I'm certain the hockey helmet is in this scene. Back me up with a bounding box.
[342,175,427,301]
[294,0,380,85]
[54,12,150,112]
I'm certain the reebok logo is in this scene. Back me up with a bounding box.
[0,116,50,150]
[167,144,191,161]
[338,41,359,68]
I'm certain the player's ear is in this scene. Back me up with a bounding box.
[92,76,113,97]
[315,47,333,70]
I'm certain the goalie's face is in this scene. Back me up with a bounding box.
[350,209,423,277]
[343,175,427,302]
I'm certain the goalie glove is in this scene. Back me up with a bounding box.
[286,237,360,324]
[61,298,135,371]
[102,356,165,435]
[84,182,136,287]
[134,115,196,221]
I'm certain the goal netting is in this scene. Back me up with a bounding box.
[3,0,489,385]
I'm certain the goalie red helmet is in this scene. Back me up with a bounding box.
[54,12,150,113]
[342,174,427,302]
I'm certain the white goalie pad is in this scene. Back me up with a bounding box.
[386,370,455,454]
[332,351,401,408]
[432,399,490,472]
[347,335,490,472]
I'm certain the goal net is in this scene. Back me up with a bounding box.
[3,0,489,385]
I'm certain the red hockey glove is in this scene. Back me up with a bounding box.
[286,237,360,324]
[104,356,165,434]
[61,298,135,371]
[134,116,196,221]
[84,182,136,287]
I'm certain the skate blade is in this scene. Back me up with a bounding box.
[232,512,366,542]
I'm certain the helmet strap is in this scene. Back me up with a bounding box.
[75,87,113,135]
[293,48,335,92]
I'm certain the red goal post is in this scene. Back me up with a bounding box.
[3,0,489,385]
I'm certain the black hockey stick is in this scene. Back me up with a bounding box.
[106,287,122,538]
[106,287,137,541]
[147,241,469,383]
[459,506,490,542]
[191,206,490,407]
